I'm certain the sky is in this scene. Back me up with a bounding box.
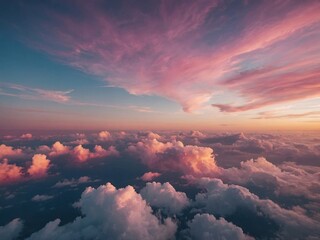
[0,0,320,132]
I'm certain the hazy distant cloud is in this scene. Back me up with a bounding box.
[0,83,72,103]
[32,194,53,202]
[0,159,23,185]
[188,214,253,240]
[0,218,23,240]
[53,176,94,188]
[98,131,111,141]
[140,172,161,181]
[27,183,177,240]
[20,133,33,139]
[27,154,51,178]
[140,182,190,214]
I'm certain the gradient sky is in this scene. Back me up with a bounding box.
[0,0,319,131]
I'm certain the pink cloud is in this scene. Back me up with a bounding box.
[98,131,111,141]
[140,172,161,181]
[19,1,320,112]
[0,159,23,185]
[20,133,33,139]
[49,141,70,156]
[0,144,23,159]
[72,144,119,162]
[28,154,51,178]
[128,136,219,176]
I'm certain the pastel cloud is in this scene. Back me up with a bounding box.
[195,178,320,239]
[27,183,177,240]
[53,176,93,188]
[140,172,161,181]
[27,154,51,178]
[0,218,23,240]
[49,141,70,156]
[98,131,111,141]
[72,145,119,162]
[20,133,33,139]
[16,0,320,112]
[0,159,23,185]
[127,136,219,176]
[222,157,320,201]
[188,214,253,240]
[0,144,23,159]
[32,194,54,202]
[0,83,72,103]
[140,182,190,214]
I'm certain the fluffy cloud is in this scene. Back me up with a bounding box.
[72,145,119,162]
[0,218,23,240]
[32,194,53,202]
[0,159,23,185]
[27,183,177,240]
[140,182,190,214]
[128,137,219,176]
[20,133,33,139]
[98,131,111,141]
[222,157,320,201]
[27,154,51,178]
[140,172,161,181]
[0,144,23,159]
[188,214,253,240]
[195,178,320,239]
[49,141,70,156]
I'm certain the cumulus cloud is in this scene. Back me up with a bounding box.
[140,182,190,214]
[195,178,320,239]
[140,172,161,181]
[32,194,54,202]
[188,214,253,240]
[53,176,94,188]
[98,131,111,141]
[72,145,119,162]
[128,136,219,176]
[27,183,177,240]
[0,218,23,240]
[27,154,51,178]
[0,144,23,159]
[0,159,23,185]
[222,157,320,201]
[20,133,33,139]
[49,141,70,156]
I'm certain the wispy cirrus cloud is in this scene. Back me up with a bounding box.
[13,0,320,112]
[0,83,73,103]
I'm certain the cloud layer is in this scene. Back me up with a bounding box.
[12,0,320,112]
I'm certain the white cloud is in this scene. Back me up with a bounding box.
[0,218,23,240]
[188,214,253,240]
[27,183,177,240]
[195,178,320,239]
[140,182,190,214]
